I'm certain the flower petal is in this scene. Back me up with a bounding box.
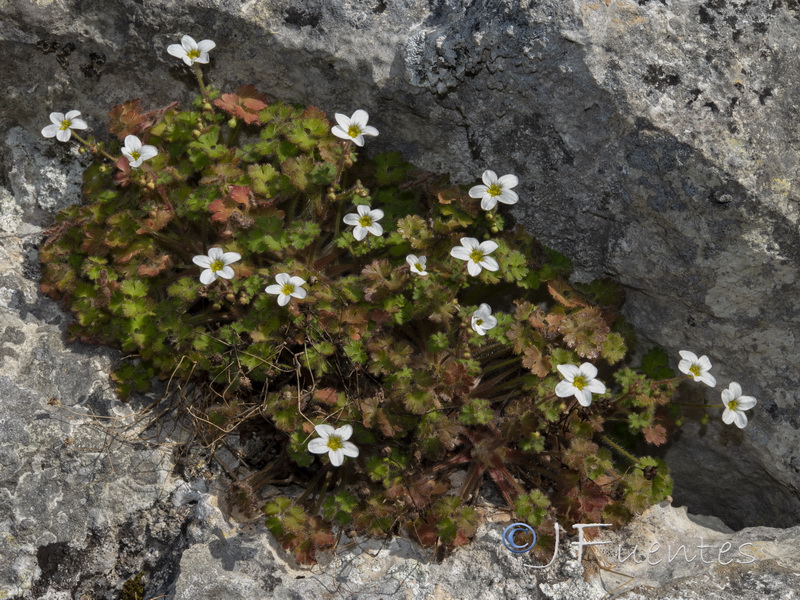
[478,240,498,254]
[41,124,59,138]
[341,441,359,458]
[577,389,593,407]
[557,364,580,379]
[331,125,350,140]
[353,227,367,241]
[265,284,282,295]
[555,381,575,398]
[199,269,216,285]
[467,261,482,276]
[292,287,307,299]
[351,109,369,128]
[369,208,384,221]
[481,195,498,211]
[406,255,418,268]
[217,266,234,279]
[55,128,72,142]
[697,355,712,370]
[450,246,471,260]
[481,170,498,186]
[274,273,290,285]
[335,424,353,440]
[721,408,735,424]
[356,204,371,216]
[334,113,350,130]
[479,256,499,272]
[50,112,65,125]
[192,255,212,267]
[367,223,383,236]
[139,145,158,161]
[699,372,716,387]
[733,411,748,429]
[727,382,742,398]
[737,395,757,410]
[579,362,598,379]
[498,190,519,205]
[194,54,210,64]
[181,35,197,51]
[343,213,360,226]
[207,247,224,260]
[352,134,365,146]
[361,125,379,137]
[124,135,142,152]
[469,185,488,199]
[587,379,606,394]
[167,43,186,58]
[307,438,330,454]
[221,252,241,264]
[64,110,81,120]
[315,424,335,438]
[497,174,519,188]
[677,359,691,375]
[69,118,88,130]
[196,39,216,53]
[329,449,345,466]
[288,276,306,286]
[278,294,290,306]
[679,350,698,363]
[460,237,480,250]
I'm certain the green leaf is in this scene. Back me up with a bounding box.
[640,347,675,380]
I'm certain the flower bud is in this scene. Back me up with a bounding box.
[490,226,499,233]
[227,118,237,129]
[226,293,235,302]
[326,192,336,202]
[486,213,495,220]
[78,146,86,154]
[675,418,684,427]
[99,165,109,173]
[192,129,201,137]
[202,102,212,111]
[146,182,155,190]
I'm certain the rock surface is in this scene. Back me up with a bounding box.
[1,0,799,597]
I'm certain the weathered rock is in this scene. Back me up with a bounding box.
[168,500,800,600]
[2,0,800,597]
[2,0,797,530]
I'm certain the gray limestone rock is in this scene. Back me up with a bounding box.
[1,0,799,598]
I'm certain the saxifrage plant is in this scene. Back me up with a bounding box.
[38,34,757,565]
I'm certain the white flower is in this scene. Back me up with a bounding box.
[121,135,158,168]
[678,350,716,387]
[343,205,384,241]
[307,424,359,467]
[469,170,519,211]
[721,382,757,429]
[555,363,606,407]
[331,110,379,146]
[41,111,88,142]
[450,237,499,276]
[167,34,216,66]
[471,303,497,336]
[406,254,428,276]
[265,273,307,306]
[192,247,241,285]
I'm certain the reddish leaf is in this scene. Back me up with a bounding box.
[313,388,338,405]
[137,254,171,277]
[643,424,668,446]
[213,85,269,124]
[522,345,550,378]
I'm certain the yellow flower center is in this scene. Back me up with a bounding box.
[727,399,739,411]
[281,283,295,296]
[348,125,362,138]
[469,249,485,262]
[689,364,701,377]
[130,150,141,161]
[475,319,483,326]
[573,376,587,390]
[487,183,502,196]
[187,49,201,60]
[59,120,72,131]
[414,263,424,271]
[210,259,225,272]
[358,215,372,227]
[326,435,343,451]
